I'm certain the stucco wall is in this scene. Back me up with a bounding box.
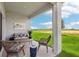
[0,2,6,57]
[0,3,6,40]
[1,10,31,57]
[5,11,31,38]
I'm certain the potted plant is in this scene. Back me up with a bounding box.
[28,30,32,39]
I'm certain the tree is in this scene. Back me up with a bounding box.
[61,19,64,29]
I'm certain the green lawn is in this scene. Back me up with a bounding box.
[59,34,79,57]
[32,31,53,47]
[32,30,79,57]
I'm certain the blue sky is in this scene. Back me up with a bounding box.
[31,12,52,29]
[31,2,79,29]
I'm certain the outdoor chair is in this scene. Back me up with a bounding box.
[38,35,51,53]
[2,41,25,57]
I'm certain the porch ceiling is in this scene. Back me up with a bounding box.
[4,2,53,18]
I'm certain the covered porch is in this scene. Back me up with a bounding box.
[0,2,62,57]
[6,42,54,57]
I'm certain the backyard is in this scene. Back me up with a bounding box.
[32,29,79,57]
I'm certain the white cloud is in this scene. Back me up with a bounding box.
[45,2,79,18]
[62,2,79,18]
[69,2,79,6]
[65,24,72,29]
[62,10,71,18]
[40,21,52,25]
[40,21,52,29]
[48,25,52,29]
[61,5,74,18]
[31,26,38,29]
[65,21,79,29]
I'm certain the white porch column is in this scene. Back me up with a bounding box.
[53,2,62,56]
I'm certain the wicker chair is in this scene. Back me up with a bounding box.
[38,35,51,53]
[2,41,25,57]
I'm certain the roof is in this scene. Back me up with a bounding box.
[4,2,53,18]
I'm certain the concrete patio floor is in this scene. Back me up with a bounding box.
[7,41,54,57]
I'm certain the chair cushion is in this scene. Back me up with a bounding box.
[39,41,47,45]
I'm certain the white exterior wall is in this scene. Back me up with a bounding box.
[0,3,31,57]
[0,2,6,57]
[5,11,31,38]
[2,11,31,57]
[0,3,6,40]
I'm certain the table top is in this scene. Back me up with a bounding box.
[1,39,31,43]
[14,37,28,40]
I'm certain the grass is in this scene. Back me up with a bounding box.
[59,34,79,57]
[32,30,53,47]
[32,30,79,57]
